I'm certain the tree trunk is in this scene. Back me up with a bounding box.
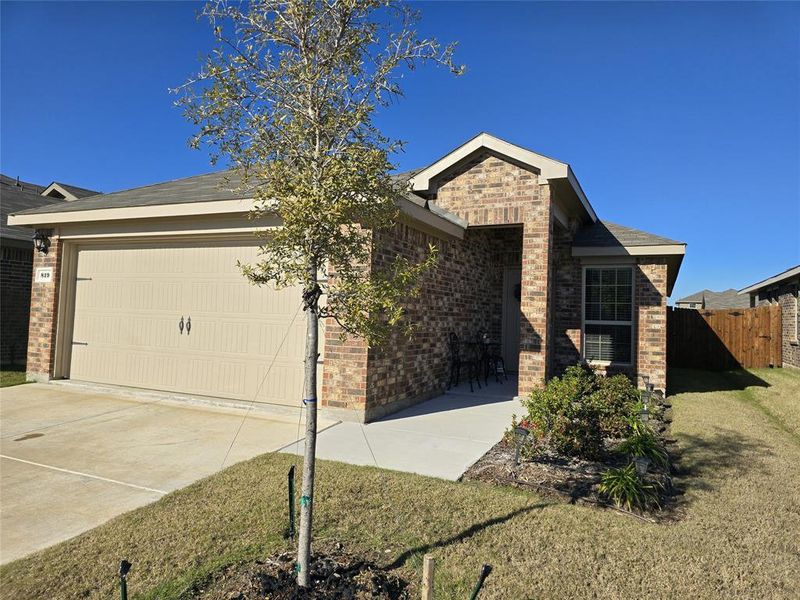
[296,279,319,587]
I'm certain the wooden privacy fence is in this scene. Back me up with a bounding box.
[667,305,782,370]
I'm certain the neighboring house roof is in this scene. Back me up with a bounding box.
[675,289,750,309]
[0,174,46,195]
[1,176,66,242]
[676,290,706,304]
[41,181,101,201]
[738,265,800,295]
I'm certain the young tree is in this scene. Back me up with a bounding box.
[175,0,461,586]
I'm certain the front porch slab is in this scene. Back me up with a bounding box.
[280,376,521,480]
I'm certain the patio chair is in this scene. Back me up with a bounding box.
[447,332,481,392]
[475,330,507,385]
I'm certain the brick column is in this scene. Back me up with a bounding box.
[27,234,62,382]
[321,319,368,421]
[636,259,668,392]
[518,184,553,395]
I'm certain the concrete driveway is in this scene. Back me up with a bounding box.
[0,383,333,565]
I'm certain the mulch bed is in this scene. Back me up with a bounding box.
[189,545,409,599]
[461,403,685,522]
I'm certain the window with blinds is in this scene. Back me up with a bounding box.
[583,267,634,364]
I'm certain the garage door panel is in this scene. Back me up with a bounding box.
[68,242,307,406]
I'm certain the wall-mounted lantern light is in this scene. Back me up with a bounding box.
[33,229,52,255]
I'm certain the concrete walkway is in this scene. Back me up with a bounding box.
[282,376,520,480]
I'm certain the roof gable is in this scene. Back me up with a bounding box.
[409,132,597,222]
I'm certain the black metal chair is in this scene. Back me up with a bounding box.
[475,330,507,385]
[447,332,481,392]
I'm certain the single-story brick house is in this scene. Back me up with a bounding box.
[1,175,98,365]
[8,133,685,421]
[739,265,800,369]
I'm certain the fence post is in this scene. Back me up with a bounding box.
[421,554,435,600]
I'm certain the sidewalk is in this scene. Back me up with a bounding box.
[281,376,520,480]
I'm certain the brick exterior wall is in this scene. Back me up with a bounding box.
[26,235,62,381]
[434,153,552,395]
[754,278,800,368]
[548,222,669,393]
[1,244,34,365]
[321,223,522,421]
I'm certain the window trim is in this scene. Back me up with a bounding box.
[581,265,635,367]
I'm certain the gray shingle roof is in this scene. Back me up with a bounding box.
[572,220,683,248]
[13,168,433,216]
[49,182,101,199]
[676,289,751,309]
[1,177,67,242]
[13,171,247,216]
[0,174,46,195]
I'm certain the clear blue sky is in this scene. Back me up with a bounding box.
[2,1,798,301]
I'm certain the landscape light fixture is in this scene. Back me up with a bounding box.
[633,456,651,477]
[513,426,530,465]
[32,229,52,255]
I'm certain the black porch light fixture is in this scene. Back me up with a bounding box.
[32,229,52,255]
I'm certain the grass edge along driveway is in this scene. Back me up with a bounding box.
[2,368,799,599]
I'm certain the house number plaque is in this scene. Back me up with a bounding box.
[35,267,54,283]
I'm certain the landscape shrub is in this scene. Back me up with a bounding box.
[598,463,662,511]
[589,374,640,438]
[618,423,669,469]
[521,364,642,460]
[523,364,604,459]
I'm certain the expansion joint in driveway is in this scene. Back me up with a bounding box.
[0,454,168,495]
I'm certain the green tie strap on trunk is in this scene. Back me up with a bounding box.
[300,495,311,507]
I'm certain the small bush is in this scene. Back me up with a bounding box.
[619,425,669,469]
[589,374,640,438]
[523,365,603,459]
[522,364,641,460]
[599,464,662,511]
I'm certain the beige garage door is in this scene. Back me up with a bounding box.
[69,240,307,406]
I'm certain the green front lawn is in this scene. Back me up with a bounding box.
[2,368,799,599]
[0,367,28,388]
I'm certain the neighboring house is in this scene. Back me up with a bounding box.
[739,265,800,369]
[675,288,751,310]
[8,133,685,421]
[1,175,99,365]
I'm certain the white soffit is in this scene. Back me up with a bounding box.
[572,244,686,257]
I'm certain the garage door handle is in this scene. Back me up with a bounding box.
[186,316,191,335]
[178,316,184,334]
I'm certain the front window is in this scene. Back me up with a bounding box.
[583,266,634,364]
